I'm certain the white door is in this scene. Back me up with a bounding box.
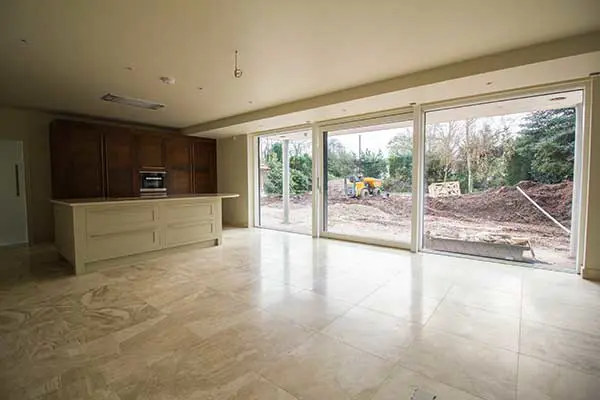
[0,140,28,245]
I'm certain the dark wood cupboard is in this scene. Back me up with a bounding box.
[136,134,165,168]
[193,139,217,193]
[50,120,105,199]
[50,120,217,199]
[105,129,137,197]
[165,136,192,194]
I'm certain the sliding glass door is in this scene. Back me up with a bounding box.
[422,90,583,272]
[256,130,313,234]
[320,115,414,247]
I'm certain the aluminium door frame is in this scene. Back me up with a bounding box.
[316,110,415,249]
[417,79,591,274]
[249,124,314,235]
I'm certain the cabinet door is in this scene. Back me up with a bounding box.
[192,139,217,193]
[136,134,164,168]
[165,137,192,194]
[105,130,136,197]
[50,121,104,199]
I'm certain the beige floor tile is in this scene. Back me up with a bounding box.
[308,275,385,304]
[397,328,517,400]
[427,301,520,351]
[54,284,162,344]
[265,290,354,330]
[522,295,600,336]
[358,285,442,324]
[186,372,298,399]
[30,366,120,400]
[372,365,483,400]
[520,320,600,377]
[384,273,454,300]
[262,333,394,400]
[444,284,522,317]
[322,306,422,361]
[229,278,301,308]
[518,355,600,400]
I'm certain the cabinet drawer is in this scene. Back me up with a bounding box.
[165,221,215,247]
[163,202,214,223]
[86,228,160,262]
[86,205,157,234]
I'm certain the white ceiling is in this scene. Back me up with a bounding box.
[1,0,599,130]
[197,52,599,137]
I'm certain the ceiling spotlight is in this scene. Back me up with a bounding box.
[20,39,28,44]
[341,108,347,112]
[125,66,135,71]
[248,100,253,104]
[197,87,203,91]
[409,102,417,106]
[549,96,567,101]
[160,76,176,85]
[486,81,493,86]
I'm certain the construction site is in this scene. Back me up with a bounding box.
[259,180,575,272]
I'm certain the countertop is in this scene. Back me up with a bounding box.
[51,193,239,207]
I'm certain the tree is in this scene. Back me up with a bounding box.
[327,139,357,178]
[358,149,387,178]
[506,108,575,185]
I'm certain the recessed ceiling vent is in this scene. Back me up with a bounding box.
[101,93,165,110]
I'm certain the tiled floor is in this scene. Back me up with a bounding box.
[1,228,600,400]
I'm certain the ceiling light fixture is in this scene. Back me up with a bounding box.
[160,76,176,85]
[549,96,567,101]
[197,87,203,91]
[125,66,135,71]
[233,50,243,78]
[20,39,28,44]
[248,100,253,104]
[101,93,165,110]
[409,102,417,106]
[486,81,493,86]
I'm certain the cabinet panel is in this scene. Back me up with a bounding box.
[165,137,192,194]
[86,227,160,262]
[136,134,164,168]
[50,121,104,199]
[163,202,214,223]
[86,205,157,235]
[105,130,136,197]
[165,221,215,248]
[193,140,217,193]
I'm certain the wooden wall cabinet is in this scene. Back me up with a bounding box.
[165,137,192,194]
[105,129,137,197]
[50,120,217,199]
[50,121,105,199]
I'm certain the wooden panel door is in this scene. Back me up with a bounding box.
[192,139,217,193]
[165,136,192,194]
[105,129,136,197]
[136,134,164,168]
[50,121,104,199]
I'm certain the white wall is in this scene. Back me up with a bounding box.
[217,135,250,227]
[0,108,55,244]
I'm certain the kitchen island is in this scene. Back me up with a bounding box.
[51,194,239,274]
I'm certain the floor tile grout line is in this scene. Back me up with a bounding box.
[515,352,600,379]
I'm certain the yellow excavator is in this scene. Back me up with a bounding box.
[344,175,387,199]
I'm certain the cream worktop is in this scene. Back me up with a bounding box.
[52,194,238,274]
[51,193,239,206]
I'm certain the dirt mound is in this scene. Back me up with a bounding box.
[427,181,573,226]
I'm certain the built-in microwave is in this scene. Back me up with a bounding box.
[139,170,167,194]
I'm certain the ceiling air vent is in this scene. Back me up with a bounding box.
[101,93,165,110]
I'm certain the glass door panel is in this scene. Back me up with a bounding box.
[257,130,312,234]
[322,120,413,245]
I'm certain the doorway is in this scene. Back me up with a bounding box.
[0,140,28,246]
[320,115,414,247]
[421,90,584,272]
[256,130,313,235]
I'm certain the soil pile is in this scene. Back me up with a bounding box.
[427,181,573,226]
